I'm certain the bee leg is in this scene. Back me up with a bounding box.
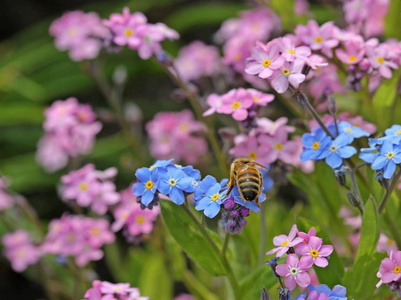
[255,196,260,208]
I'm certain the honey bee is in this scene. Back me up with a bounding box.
[224,156,267,207]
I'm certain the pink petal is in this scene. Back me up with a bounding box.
[393,251,401,265]
[295,271,311,287]
[277,246,290,257]
[273,234,289,246]
[271,74,289,94]
[286,253,300,267]
[284,275,297,291]
[295,243,310,256]
[288,224,298,240]
[308,236,323,250]
[288,237,304,247]
[232,109,248,121]
[319,245,334,256]
[259,68,273,78]
[275,264,290,277]
[299,255,314,270]
[381,272,396,284]
[266,247,280,255]
[288,73,306,88]
[245,62,264,75]
[314,257,328,267]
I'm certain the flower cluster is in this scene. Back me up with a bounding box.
[61,164,120,215]
[146,110,207,164]
[41,215,115,267]
[246,18,401,94]
[104,7,179,60]
[0,176,14,211]
[112,186,160,242]
[215,7,280,84]
[376,250,401,297]
[301,119,369,169]
[49,11,109,61]
[230,117,312,172]
[174,41,222,82]
[2,230,41,272]
[295,284,348,300]
[220,197,250,234]
[84,280,148,300]
[360,124,401,181]
[203,88,274,122]
[36,97,102,172]
[266,225,334,291]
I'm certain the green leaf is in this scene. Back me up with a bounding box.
[138,252,173,300]
[372,69,400,107]
[239,264,278,299]
[385,0,401,39]
[160,201,227,275]
[297,218,345,287]
[343,197,385,299]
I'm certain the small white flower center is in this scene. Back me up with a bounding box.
[329,145,338,153]
[289,267,299,276]
[192,181,199,187]
[169,179,177,187]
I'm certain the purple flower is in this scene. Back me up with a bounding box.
[266,224,304,257]
[296,236,334,267]
[275,254,313,291]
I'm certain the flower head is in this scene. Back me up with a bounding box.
[266,224,304,257]
[296,236,334,267]
[275,254,313,291]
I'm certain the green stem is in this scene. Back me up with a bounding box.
[181,205,239,299]
[221,232,230,256]
[258,201,267,265]
[378,167,401,214]
[348,164,365,215]
[15,196,45,236]
[154,58,228,176]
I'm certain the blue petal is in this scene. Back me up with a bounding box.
[204,202,221,218]
[158,180,171,195]
[177,177,193,189]
[135,167,151,182]
[301,133,315,146]
[132,182,145,196]
[301,149,315,162]
[326,153,342,169]
[338,146,356,158]
[331,285,347,297]
[359,152,377,163]
[206,183,221,196]
[142,190,155,206]
[383,160,396,179]
[294,293,307,300]
[393,153,401,164]
[312,284,331,295]
[201,175,217,190]
[334,133,350,147]
[195,197,210,210]
[170,187,185,205]
[168,167,184,179]
[372,155,387,170]
[380,140,393,155]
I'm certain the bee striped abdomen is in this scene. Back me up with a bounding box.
[237,170,261,201]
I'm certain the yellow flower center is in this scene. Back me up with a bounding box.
[169,179,177,187]
[263,59,272,67]
[281,240,289,247]
[287,49,296,55]
[312,142,320,151]
[314,36,324,43]
[394,266,401,274]
[91,227,101,236]
[145,180,154,190]
[67,233,75,243]
[124,28,134,37]
[282,69,290,76]
[386,152,395,159]
[149,165,156,170]
[136,215,145,224]
[79,182,88,191]
[376,56,385,64]
[16,248,27,258]
[349,55,357,62]
[310,249,319,258]
[234,53,242,62]
[67,27,78,38]
[387,239,395,246]
[232,101,241,109]
[249,151,257,159]
[345,128,353,133]
[275,143,283,151]
[179,123,189,132]
[211,193,220,201]
[396,129,401,135]
[252,96,259,103]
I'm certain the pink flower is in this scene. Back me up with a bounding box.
[297,227,317,244]
[49,11,109,61]
[307,65,345,100]
[175,294,195,300]
[247,89,275,107]
[84,281,148,300]
[275,254,313,290]
[279,37,311,62]
[377,251,401,287]
[335,39,365,65]
[295,236,334,268]
[175,41,221,82]
[2,230,41,272]
[219,88,254,121]
[259,128,301,165]
[104,7,147,49]
[203,94,224,117]
[266,224,304,257]
[136,24,165,59]
[270,60,306,93]
[367,45,398,79]
[337,112,377,134]
[377,233,398,255]
[245,42,285,78]
[256,117,295,136]
[295,20,339,58]
[230,135,271,166]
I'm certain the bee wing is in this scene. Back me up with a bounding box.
[253,162,268,170]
